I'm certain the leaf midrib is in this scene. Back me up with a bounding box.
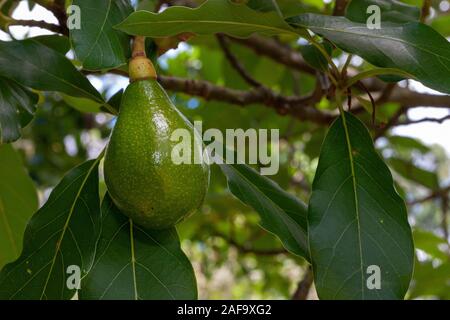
[339,112,365,299]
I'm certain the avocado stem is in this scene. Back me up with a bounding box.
[129,36,157,82]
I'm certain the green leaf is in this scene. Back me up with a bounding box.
[80,194,197,300]
[308,112,414,299]
[346,0,420,24]
[288,14,450,94]
[116,0,297,38]
[388,157,439,190]
[32,35,71,55]
[70,0,133,70]
[299,41,333,72]
[409,258,450,299]
[0,76,38,143]
[0,160,101,299]
[387,135,430,154]
[61,94,103,113]
[431,15,450,37]
[413,229,448,261]
[219,163,309,260]
[0,38,104,102]
[0,145,38,269]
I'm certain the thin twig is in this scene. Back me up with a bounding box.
[396,114,450,126]
[217,34,263,87]
[213,232,288,256]
[408,185,450,206]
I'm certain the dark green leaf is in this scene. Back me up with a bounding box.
[346,0,420,24]
[431,15,450,37]
[106,89,123,113]
[219,163,309,260]
[288,14,450,94]
[80,194,197,300]
[299,41,333,72]
[32,35,71,55]
[116,0,297,38]
[0,76,38,143]
[70,0,133,70]
[309,112,414,299]
[388,157,439,190]
[0,39,104,102]
[0,145,38,269]
[0,160,101,299]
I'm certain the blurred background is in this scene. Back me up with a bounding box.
[1,0,449,299]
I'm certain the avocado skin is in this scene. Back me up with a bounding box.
[104,79,209,230]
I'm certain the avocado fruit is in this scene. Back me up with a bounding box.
[104,78,209,230]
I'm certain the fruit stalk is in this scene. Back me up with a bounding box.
[129,36,157,82]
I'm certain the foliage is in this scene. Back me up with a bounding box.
[0,0,449,300]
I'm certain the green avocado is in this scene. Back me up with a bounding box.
[104,79,209,230]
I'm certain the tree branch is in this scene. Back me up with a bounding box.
[333,0,350,16]
[396,114,450,126]
[229,35,315,74]
[291,267,314,300]
[158,75,334,124]
[8,19,66,35]
[217,34,262,87]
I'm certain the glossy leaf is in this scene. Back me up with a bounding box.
[288,14,450,94]
[0,76,38,143]
[219,163,309,260]
[308,112,414,299]
[346,0,420,24]
[32,35,71,55]
[0,145,38,269]
[388,157,439,190]
[0,38,103,102]
[80,194,197,300]
[0,160,101,299]
[116,0,297,38]
[70,0,133,70]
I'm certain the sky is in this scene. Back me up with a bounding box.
[1,1,449,156]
